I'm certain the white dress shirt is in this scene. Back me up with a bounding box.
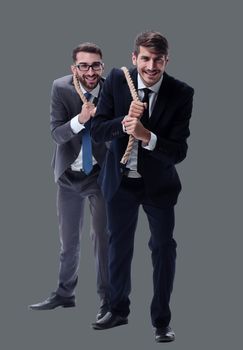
[125,73,163,177]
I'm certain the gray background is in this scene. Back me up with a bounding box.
[0,0,242,349]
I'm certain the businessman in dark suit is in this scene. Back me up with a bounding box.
[91,32,194,342]
[29,43,109,320]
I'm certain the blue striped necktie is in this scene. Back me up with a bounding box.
[82,92,93,175]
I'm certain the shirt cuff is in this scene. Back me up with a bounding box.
[70,114,85,134]
[142,132,157,151]
[121,115,127,133]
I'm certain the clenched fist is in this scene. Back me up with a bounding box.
[78,102,96,124]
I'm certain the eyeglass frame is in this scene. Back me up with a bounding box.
[74,61,104,72]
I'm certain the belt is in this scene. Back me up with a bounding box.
[70,163,100,176]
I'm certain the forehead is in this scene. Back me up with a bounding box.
[137,46,165,59]
[75,51,101,63]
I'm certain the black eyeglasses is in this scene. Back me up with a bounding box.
[75,62,103,71]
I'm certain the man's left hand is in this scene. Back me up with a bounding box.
[122,116,151,144]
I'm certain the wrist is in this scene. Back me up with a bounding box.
[78,114,85,124]
[141,130,151,144]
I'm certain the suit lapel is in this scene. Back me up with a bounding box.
[70,77,84,110]
[129,68,138,90]
[97,78,105,98]
[122,68,137,110]
[149,72,170,128]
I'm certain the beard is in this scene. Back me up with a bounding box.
[78,73,101,91]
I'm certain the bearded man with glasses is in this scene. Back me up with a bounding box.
[29,43,109,321]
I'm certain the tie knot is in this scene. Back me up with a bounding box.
[84,92,92,101]
[142,88,151,102]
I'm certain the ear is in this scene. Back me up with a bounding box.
[71,65,76,75]
[132,52,137,66]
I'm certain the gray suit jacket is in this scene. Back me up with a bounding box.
[50,74,107,182]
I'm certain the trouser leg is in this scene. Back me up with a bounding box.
[56,184,85,297]
[143,204,176,327]
[88,189,109,300]
[107,180,140,317]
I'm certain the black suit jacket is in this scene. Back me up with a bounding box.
[91,68,194,207]
[50,74,107,182]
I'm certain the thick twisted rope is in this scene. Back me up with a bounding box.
[120,67,141,165]
[74,70,139,165]
[73,74,88,103]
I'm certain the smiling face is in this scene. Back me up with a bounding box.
[132,46,168,87]
[71,51,104,91]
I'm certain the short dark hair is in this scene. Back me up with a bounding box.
[72,42,103,62]
[134,31,169,56]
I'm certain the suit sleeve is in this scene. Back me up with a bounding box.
[50,80,78,145]
[149,86,194,165]
[91,69,126,142]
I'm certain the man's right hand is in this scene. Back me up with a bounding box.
[78,102,96,124]
[128,100,147,119]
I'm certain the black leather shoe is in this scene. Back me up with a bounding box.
[28,292,75,310]
[92,311,128,330]
[96,299,110,320]
[155,326,175,342]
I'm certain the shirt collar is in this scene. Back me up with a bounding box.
[137,73,163,94]
[79,82,100,98]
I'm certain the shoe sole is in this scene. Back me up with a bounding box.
[29,303,75,310]
[92,319,128,330]
[155,336,175,343]
[62,303,76,308]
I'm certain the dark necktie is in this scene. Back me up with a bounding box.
[140,88,151,127]
[82,92,93,175]
[137,88,151,174]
